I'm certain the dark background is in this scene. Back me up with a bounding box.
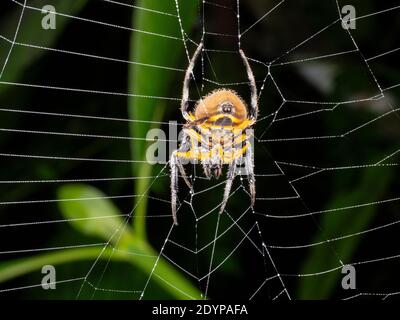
[0,0,399,300]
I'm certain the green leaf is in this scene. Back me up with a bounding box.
[0,183,203,299]
[0,247,125,284]
[0,243,202,299]
[57,184,134,247]
[297,167,394,299]
[56,183,202,299]
[128,0,198,239]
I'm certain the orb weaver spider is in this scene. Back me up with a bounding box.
[170,41,258,225]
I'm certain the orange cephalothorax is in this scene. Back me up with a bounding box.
[194,89,248,125]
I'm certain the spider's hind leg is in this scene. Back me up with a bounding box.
[244,142,256,207]
[203,162,212,179]
[219,161,237,214]
[170,152,180,225]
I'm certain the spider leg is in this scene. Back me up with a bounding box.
[170,134,193,225]
[244,142,256,207]
[181,41,203,121]
[203,163,211,179]
[172,151,192,189]
[219,161,237,214]
[170,153,179,225]
[239,49,258,120]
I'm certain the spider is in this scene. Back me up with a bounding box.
[170,41,258,225]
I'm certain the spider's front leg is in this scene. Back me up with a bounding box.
[170,136,193,225]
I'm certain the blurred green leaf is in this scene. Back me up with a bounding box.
[0,247,125,284]
[57,184,134,247]
[57,184,202,299]
[0,183,203,299]
[298,167,394,299]
[128,0,198,239]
